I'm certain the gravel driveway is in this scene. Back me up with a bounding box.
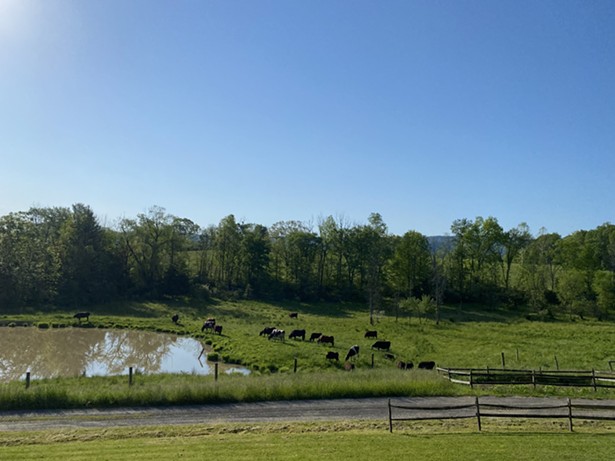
[2,396,615,432]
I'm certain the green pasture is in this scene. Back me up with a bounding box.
[2,299,615,410]
[2,420,615,460]
[4,299,613,372]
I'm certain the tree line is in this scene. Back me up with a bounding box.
[1,204,614,321]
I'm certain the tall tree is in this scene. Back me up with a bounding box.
[362,213,391,324]
[57,204,111,305]
[119,206,175,297]
[388,230,431,298]
[501,223,532,291]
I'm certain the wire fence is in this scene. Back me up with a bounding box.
[437,367,615,390]
[387,397,615,432]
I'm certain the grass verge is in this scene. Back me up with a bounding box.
[2,419,615,460]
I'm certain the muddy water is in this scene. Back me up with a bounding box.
[0,327,249,382]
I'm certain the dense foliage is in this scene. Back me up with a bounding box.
[1,204,614,319]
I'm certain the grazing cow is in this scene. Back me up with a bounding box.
[397,360,414,370]
[259,327,276,336]
[289,329,306,340]
[326,351,339,361]
[268,329,285,341]
[418,361,436,370]
[289,312,298,319]
[384,353,396,361]
[171,314,179,324]
[309,332,322,342]
[364,330,378,339]
[317,335,335,347]
[73,312,90,323]
[214,325,223,335]
[371,340,391,351]
[345,345,360,361]
[201,319,216,332]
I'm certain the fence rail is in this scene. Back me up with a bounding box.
[387,397,615,432]
[437,367,615,389]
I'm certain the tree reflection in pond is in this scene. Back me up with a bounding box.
[0,328,248,382]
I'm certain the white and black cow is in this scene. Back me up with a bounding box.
[345,345,360,361]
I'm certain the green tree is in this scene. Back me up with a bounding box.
[388,230,431,298]
[592,270,615,319]
[362,213,391,324]
[501,223,532,291]
[57,204,113,305]
[238,223,271,297]
[119,206,175,297]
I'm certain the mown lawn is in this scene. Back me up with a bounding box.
[2,420,615,460]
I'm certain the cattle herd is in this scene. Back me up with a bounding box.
[181,311,436,371]
[253,315,436,371]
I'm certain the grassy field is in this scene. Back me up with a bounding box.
[2,420,615,460]
[3,300,615,459]
[2,298,615,411]
[5,298,615,372]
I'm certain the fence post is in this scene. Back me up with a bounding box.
[128,367,133,386]
[215,362,219,382]
[371,353,375,369]
[501,352,506,369]
[567,398,573,432]
[388,399,393,433]
[516,348,520,361]
[470,369,474,389]
[532,369,536,389]
[25,372,30,389]
[294,358,298,373]
[554,355,559,370]
[592,369,597,391]
[475,397,482,432]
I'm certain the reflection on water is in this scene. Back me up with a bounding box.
[0,328,249,382]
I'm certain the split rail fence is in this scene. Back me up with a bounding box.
[387,397,615,432]
[437,367,615,389]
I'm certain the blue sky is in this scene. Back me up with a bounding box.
[1,0,614,237]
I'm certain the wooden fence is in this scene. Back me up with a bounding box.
[387,397,615,432]
[437,367,615,389]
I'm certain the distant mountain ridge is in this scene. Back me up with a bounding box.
[427,235,455,252]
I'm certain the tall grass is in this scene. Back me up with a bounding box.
[0,369,458,411]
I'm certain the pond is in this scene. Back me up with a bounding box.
[0,327,249,382]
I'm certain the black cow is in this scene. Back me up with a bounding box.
[364,330,377,339]
[259,327,276,336]
[73,312,90,323]
[268,329,285,341]
[289,312,298,319]
[418,361,436,370]
[345,345,360,361]
[317,335,335,347]
[309,332,322,342]
[371,340,391,351]
[171,314,179,324]
[397,360,414,370]
[201,319,216,332]
[384,353,396,361]
[326,351,339,361]
[214,325,223,335]
[289,329,306,340]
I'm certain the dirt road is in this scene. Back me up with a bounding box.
[1,396,615,432]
